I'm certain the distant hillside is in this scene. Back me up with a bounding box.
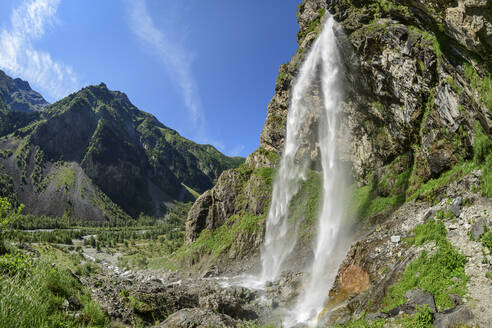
[0,80,243,221]
[0,69,48,112]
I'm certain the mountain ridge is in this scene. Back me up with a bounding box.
[0,78,243,221]
[0,69,49,112]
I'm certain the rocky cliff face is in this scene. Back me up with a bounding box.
[267,0,491,185]
[186,0,491,257]
[0,81,243,221]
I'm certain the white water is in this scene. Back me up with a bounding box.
[260,16,347,326]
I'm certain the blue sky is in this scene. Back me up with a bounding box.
[0,0,301,156]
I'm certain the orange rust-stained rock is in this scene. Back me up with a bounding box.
[339,264,370,295]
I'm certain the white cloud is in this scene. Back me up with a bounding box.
[228,144,245,157]
[0,0,78,101]
[126,0,207,138]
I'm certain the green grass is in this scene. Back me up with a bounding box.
[406,219,446,246]
[288,170,322,239]
[408,161,475,203]
[350,174,409,220]
[473,123,492,165]
[154,213,266,270]
[255,147,280,165]
[55,165,77,190]
[434,209,455,220]
[353,185,402,219]
[376,0,410,17]
[252,167,276,186]
[464,63,492,113]
[0,251,109,328]
[472,122,492,197]
[408,122,491,201]
[384,220,468,312]
[480,232,492,252]
[482,154,492,197]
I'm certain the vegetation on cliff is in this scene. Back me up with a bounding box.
[0,81,243,222]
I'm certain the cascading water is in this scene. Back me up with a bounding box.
[260,15,347,325]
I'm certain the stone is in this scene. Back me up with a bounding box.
[471,218,485,240]
[423,209,436,221]
[448,294,463,307]
[201,265,219,278]
[390,235,401,243]
[434,305,474,328]
[68,296,82,310]
[403,288,437,313]
[449,199,462,217]
[340,265,370,294]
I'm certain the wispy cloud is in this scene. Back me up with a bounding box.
[229,144,245,157]
[0,0,78,101]
[125,0,211,140]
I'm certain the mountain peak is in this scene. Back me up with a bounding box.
[13,78,31,91]
[0,69,48,112]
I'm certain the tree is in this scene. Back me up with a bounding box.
[0,197,24,254]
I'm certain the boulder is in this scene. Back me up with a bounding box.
[434,305,474,328]
[403,289,437,313]
[471,218,485,240]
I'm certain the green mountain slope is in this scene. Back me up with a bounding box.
[0,81,243,221]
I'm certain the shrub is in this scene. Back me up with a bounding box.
[0,197,23,254]
[473,123,492,165]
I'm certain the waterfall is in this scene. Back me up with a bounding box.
[260,15,347,325]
